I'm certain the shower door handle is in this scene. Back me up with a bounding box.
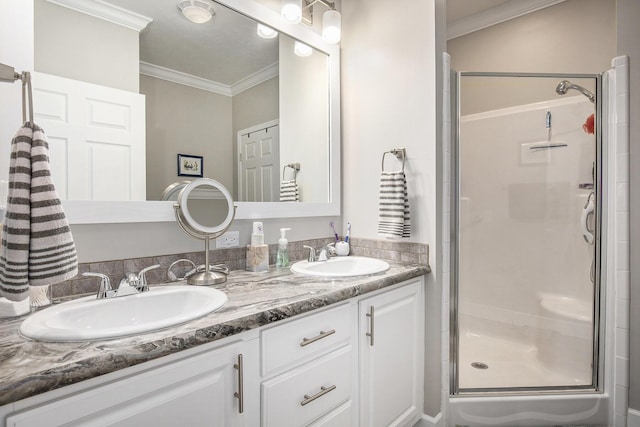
[581,193,595,244]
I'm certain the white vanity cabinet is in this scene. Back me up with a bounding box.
[359,279,424,427]
[3,276,425,427]
[5,338,260,427]
[260,302,357,427]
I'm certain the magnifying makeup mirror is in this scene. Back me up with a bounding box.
[174,178,237,285]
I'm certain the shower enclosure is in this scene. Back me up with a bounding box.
[450,73,602,394]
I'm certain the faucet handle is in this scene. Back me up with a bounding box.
[83,272,113,299]
[137,264,161,292]
[303,245,317,262]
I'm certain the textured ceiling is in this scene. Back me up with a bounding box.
[104,0,278,85]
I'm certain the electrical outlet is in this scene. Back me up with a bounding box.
[216,231,240,248]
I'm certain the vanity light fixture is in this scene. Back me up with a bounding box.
[257,23,278,39]
[321,7,341,44]
[294,41,313,57]
[280,0,341,44]
[281,0,303,24]
[177,0,216,24]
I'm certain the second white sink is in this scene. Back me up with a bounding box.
[290,256,390,278]
[20,286,227,342]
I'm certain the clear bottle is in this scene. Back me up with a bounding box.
[276,227,291,268]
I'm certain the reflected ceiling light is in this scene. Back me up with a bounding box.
[294,41,313,57]
[281,0,302,24]
[257,23,278,39]
[177,0,216,24]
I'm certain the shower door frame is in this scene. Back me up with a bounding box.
[449,71,605,396]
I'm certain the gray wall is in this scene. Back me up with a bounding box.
[34,0,139,92]
[448,0,615,115]
[617,0,640,414]
[141,75,233,200]
[448,0,615,74]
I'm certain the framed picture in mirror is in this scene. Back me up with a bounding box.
[178,154,203,177]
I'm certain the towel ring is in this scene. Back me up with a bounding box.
[382,148,406,172]
[21,72,34,124]
[282,162,301,180]
[0,63,33,124]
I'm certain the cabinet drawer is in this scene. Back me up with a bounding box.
[308,401,353,427]
[261,303,351,376]
[262,346,352,427]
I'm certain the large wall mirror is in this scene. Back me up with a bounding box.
[21,0,340,223]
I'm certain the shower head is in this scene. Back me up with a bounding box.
[555,80,595,103]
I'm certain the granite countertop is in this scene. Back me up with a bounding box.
[0,261,429,406]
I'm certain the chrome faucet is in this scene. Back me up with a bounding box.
[83,264,160,299]
[303,243,336,262]
[303,245,317,262]
[83,272,115,299]
[127,264,161,292]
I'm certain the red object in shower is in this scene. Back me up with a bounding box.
[583,113,595,134]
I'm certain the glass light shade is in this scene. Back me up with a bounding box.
[281,0,302,24]
[294,41,313,57]
[257,23,278,39]
[178,0,215,24]
[322,9,341,44]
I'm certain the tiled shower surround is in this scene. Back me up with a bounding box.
[52,237,429,301]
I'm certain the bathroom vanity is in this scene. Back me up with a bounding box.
[0,262,427,426]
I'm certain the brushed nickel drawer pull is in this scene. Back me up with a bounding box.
[300,329,336,347]
[366,306,375,346]
[300,385,337,406]
[233,354,244,414]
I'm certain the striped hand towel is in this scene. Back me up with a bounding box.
[279,180,300,202]
[0,123,78,302]
[377,171,411,239]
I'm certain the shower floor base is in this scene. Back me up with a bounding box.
[458,330,591,390]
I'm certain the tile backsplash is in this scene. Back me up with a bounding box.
[52,237,429,300]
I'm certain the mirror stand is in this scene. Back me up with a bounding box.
[174,179,237,286]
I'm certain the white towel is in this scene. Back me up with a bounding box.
[279,179,300,202]
[0,123,78,302]
[377,171,411,238]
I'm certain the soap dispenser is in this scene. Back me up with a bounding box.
[276,228,291,268]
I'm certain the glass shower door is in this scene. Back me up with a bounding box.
[452,73,601,392]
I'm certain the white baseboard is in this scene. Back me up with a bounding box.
[416,412,443,427]
[628,408,640,427]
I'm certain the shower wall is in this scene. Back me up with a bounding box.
[459,96,595,333]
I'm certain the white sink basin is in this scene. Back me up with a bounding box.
[20,286,227,342]
[290,256,390,278]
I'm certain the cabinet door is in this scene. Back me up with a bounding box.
[359,280,424,427]
[6,339,259,427]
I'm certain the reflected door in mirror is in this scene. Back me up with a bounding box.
[238,122,279,202]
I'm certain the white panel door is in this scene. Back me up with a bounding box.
[31,72,146,201]
[237,121,279,202]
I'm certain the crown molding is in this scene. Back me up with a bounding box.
[230,62,279,95]
[140,62,280,97]
[447,0,566,40]
[45,0,152,32]
[140,61,232,96]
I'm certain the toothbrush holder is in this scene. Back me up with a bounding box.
[335,241,350,256]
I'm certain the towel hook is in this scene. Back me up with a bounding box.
[381,148,406,172]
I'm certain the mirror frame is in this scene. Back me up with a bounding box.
[62,0,340,224]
